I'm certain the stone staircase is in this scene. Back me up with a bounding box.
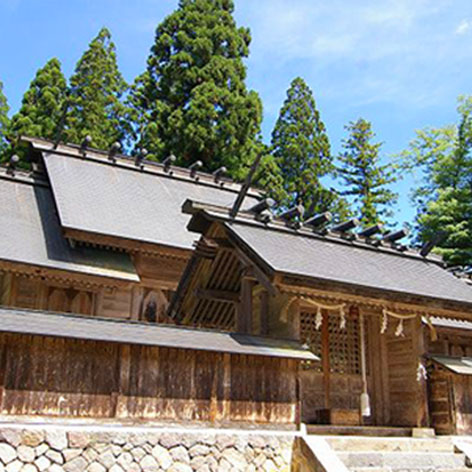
[324,436,472,472]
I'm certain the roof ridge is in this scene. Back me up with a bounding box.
[22,135,263,198]
[0,165,49,187]
[184,199,445,266]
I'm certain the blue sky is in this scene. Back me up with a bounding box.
[1,0,472,225]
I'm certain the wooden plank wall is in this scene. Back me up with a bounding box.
[384,318,419,426]
[0,333,298,425]
[428,367,455,434]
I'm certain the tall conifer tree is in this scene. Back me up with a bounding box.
[65,27,129,149]
[337,118,397,226]
[130,0,262,177]
[270,77,343,215]
[8,58,67,161]
[402,97,472,265]
[0,81,9,160]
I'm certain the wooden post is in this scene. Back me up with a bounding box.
[414,316,430,428]
[359,311,371,421]
[221,353,231,421]
[237,276,254,333]
[259,290,269,336]
[0,273,12,306]
[130,286,143,321]
[0,338,6,411]
[322,311,330,411]
[114,344,131,418]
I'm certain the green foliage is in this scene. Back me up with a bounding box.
[0,81,9,160]
[8,58,67,161]
[130,0,262,178]
[401,96,472,265]
[270,77,343,216]
[65,27,129,149]
[337,118,397,226]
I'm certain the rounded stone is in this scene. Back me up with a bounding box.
[63,456,88,472]
[169,446,189,464]
[189,445,210,458]
[5,460,23,472]
[34,456,51,472]
[45,449,64,464]
[151,444,172,469]
[20,465,38,472]
[68,432,90,450]
[140,455,159,472]
[0,429,23,448]
[117,452,133,468]
[131,447,146,462]
[159,434,181,450]
[87,463,106,472]
[46,431,68,451]
[109,465,124,472]
[17,446,35,463]
[21,431,44,448]
[221,448,247,471]
[34,444,48,458]
[0,443,17,464]
[167,464,192,472]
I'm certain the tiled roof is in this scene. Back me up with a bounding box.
[184,202,472,307]
[29,137,261,250]
[431,355,472,375]
[425,316,472,331]
[0,170,138,282]
[0,307,317,360]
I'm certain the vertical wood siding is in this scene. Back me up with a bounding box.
[0,333,298,425]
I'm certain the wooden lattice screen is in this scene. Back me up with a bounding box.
[300,310,361,374]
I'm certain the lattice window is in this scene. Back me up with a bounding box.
[328,314,361,374]
[300,310,361,374]
[300,310,322,371]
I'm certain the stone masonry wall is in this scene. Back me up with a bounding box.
[0,425,299,472]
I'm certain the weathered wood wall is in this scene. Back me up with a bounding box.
[0,333,298,425]
[0,251,187,322]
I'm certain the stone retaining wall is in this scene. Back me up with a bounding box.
[0,426,300,472]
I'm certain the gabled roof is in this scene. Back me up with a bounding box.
[0,307,317,360]
[183,202,472,309]
[27,137,261,251]
[0,169,138,282]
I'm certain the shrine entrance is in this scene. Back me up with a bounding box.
[299,306,368,426]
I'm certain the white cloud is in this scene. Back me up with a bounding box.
[456,19,471,35]
[235,0,471,112]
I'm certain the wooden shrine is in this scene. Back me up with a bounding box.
[1,136,472,433]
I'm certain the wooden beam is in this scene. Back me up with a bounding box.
[281,277,472,319]
[194,288,240,304]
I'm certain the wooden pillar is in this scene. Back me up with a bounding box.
[130,286,143,321]
[0,337,6,411]
[0,273,12,306]
[221,353,231,421]
[414,316,430,428]
[259,290,269,336]
[322,311,330,410]
[237,276,254,333]
[114,344,131,418]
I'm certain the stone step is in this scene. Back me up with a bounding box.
[351,468,472,472]
[307,425,411,437]
[338,452,467,470]
[327,437,455,453]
